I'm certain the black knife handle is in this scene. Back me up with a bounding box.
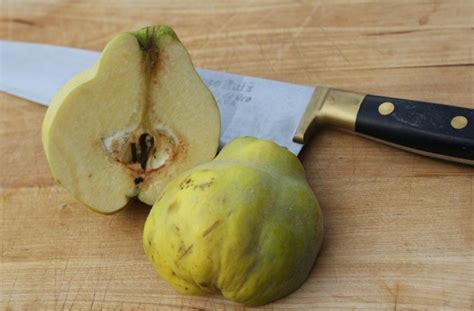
[355,95,474,163]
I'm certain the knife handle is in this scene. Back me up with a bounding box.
[294,88,474,165]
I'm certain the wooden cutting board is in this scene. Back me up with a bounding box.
[1,1,473,310]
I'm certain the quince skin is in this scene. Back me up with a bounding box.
[143,137,324,306]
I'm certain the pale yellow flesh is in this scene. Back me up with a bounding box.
[138,39,220,204]
[42,31,220,213]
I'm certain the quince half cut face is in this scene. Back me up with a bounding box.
[42,26,220,213]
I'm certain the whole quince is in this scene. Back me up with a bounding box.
[143,137,323,306]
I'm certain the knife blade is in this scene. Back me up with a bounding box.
[0,40,312,154]
[1,40,473,164]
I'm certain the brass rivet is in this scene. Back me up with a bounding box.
[378,102,395,116]
[451,116,468,129]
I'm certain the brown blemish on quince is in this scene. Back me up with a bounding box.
[193,178,215,191]
[193,180,214,191]
[179,177,194,190]
[178,244,193,260]
[202,219,222,237]
[167,201,179,213]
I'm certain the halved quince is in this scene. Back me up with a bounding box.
[42,26,220,213]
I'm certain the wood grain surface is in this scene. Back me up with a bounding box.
[1,0,473,310]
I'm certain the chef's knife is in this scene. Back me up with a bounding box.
[1,41,473,164]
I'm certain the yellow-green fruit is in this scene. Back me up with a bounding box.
[42,25,220,214]
[143,137,324,306]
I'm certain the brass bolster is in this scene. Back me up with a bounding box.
[293,87,366,144]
